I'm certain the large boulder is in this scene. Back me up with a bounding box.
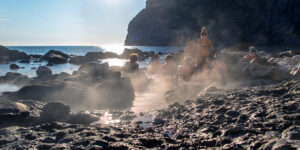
[0,46,29,63]
[121,48,152,61]
[0,82,88,109]
[96,77,135,109]
[78,62,109,78]
[39,102,70,123]
[0,72,31,86]
[85,52,105,61]
[103,52,120,59]
[247,61,289,81]
[68,113,99,125]
[42,50,69,64]
[85,51,120,61]
[9,64,20,70]
[0,102,37,128]
[36,66,52,78]
[0,102,29,114]
[19,59,30,64]
[69,56,91,65]
[53,72,71,81]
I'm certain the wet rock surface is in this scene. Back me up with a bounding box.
[42,50,69,65]
[0,80,299,149]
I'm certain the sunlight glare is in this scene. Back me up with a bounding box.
[102,58,127,67]
[100,44,126,55]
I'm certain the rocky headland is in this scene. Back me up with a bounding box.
[125,0,300,47]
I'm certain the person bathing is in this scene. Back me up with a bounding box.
[195,27,216,71]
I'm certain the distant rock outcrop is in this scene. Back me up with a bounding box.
[0,45,29,63]
[125,0,300,47]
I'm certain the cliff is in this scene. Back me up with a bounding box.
[125,0,300,47]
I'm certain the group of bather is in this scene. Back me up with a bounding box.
[124,27,228,83]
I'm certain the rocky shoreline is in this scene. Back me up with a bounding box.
[0,79,299,149]
[0,45,300,149]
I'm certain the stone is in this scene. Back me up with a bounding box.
[42,50,69,64]
[96,77,135,109]
[68,113,99,125]
[9,64,19,70]
[39,102,70,123]
[36,66,52,78]
[0,102,29,114]
[153,117,165,125]
[225,111,240,118]
[19,59,30,64]
[69,56,91,65]
[0,72,31,86]
[282,126,300,140]
[0,45,29,63]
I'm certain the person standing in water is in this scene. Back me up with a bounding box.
[195,27,216,71]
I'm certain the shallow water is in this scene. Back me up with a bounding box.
[0,84,19,96]
[0,60,80,77]
[2,46,181,77]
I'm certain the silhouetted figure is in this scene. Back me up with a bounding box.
[178,57,195,82]
[125,53,139,73]
[195,27,216,71]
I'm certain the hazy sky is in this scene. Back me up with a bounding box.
[0,0,146,46]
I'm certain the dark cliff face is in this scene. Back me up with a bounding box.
[125,0,300,47]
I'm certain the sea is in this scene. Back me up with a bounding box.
[1,45,183,77]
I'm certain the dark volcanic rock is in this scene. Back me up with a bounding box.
[0,45,29,63]
[36,66,52,78]
[9,64,19,70]
[39,102,70,123]
[0,82,86,106]
[68,113,99,125]
[69,56,91,65]
[121,48,155,61]
[85,51,119,61]
[42,50,69,64]
[0,102,37,128]
[125,0,300,47]
[19,59,30,64]
[0,72,31,86]
[96,77,135,109]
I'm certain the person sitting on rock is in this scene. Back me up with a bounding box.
[124,53,139,73]
[195,27,216,71]
[178,57,195,82]
[148,54,162,74]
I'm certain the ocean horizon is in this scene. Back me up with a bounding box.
[7,45,184,56]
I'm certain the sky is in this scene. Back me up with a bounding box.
[0,0,146,46]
